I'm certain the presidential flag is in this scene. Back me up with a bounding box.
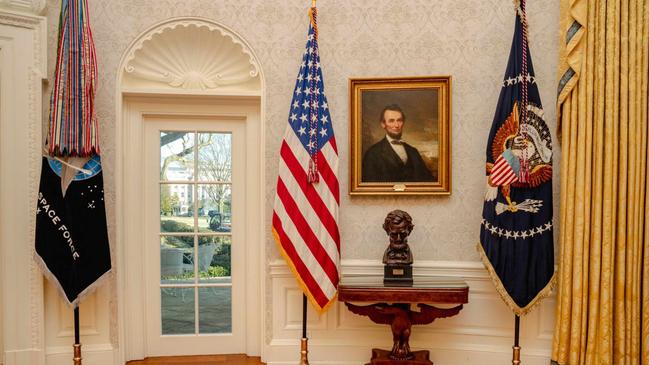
[35,0,111,307]
[272,6,340,312]
[478,0,554,316]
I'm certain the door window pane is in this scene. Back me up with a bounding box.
[160,236,194,284]
[161,287,195,335]
[197,132,231,182]
[198,184,231,233]
[160,184,194,232]
[199,236,231,283]
[160,132,194,181]
[198,287,232,334]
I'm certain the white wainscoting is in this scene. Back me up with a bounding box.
[43,282,116,365]
[265,260,555,365]
[0,7,46,365]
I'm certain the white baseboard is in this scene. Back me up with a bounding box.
[265,259,555,365]
[265,339,551,365]
[44,345,116,365]
[3,349,43,365]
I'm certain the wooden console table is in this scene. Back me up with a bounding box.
[338,276,469,365]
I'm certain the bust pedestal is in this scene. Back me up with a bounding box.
[383,264,413,286]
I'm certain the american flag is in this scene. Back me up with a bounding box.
[272,7,340,312]
[490,149,519,186]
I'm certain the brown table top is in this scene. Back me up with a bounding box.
[338,276,469,304]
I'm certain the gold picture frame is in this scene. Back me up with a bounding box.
[349,76,451,195]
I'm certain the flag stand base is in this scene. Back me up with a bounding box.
[73,344,82,365]
[300,337,309,365]
[512,345,521,365]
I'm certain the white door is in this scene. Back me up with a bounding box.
[143,117,246,355]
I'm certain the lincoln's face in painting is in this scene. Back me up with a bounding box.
[380,106,405,140]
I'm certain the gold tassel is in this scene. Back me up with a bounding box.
[307,159,319,183]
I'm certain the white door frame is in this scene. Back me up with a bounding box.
[116,95,263,361]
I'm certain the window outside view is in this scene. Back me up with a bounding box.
[159,131,233,335]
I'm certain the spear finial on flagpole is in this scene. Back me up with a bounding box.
[309,1,318,39]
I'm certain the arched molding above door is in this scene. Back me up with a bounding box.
[121,17,261,94]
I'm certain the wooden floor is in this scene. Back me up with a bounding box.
[126,354,265,365]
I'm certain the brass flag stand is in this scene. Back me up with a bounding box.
[73,307,82,365]
[300,295,309,365]
[512,315,520,365]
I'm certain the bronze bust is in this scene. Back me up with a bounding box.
[382,210,414,265]
[382,210,414,285]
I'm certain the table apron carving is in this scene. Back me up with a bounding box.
[338,277,469,365]
[345,302,463,362]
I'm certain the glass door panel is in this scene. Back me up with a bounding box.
[198,236,231,283]
[161,287,195,335]
[160,132,195,181]
[145,119,245,355]
[198,184,232,233]
[160,184,194,232]
[158,131,234,336]
[198,287,232,334]
[197,132,232,182]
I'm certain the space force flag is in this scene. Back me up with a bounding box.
[271,6,341,312]
[478,0,554,316]
[35,0,111,307]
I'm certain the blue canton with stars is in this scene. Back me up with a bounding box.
[288,24,334,155]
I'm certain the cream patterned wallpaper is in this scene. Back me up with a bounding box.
[44,0,560,315]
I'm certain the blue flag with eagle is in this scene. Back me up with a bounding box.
[478,1,554,316]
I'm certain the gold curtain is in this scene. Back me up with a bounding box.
[552,0,649,364]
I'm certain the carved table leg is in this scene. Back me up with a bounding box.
[345,302,464,365]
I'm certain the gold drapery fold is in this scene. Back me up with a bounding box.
[552,0,649,364]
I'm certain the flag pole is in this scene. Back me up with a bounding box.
[73,307,82,365]
[301,1,315,364]
[300,294,309,365]
[512,315,520,365]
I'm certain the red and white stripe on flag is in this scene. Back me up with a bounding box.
[490,154,519,186]
[272,130,340,312]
